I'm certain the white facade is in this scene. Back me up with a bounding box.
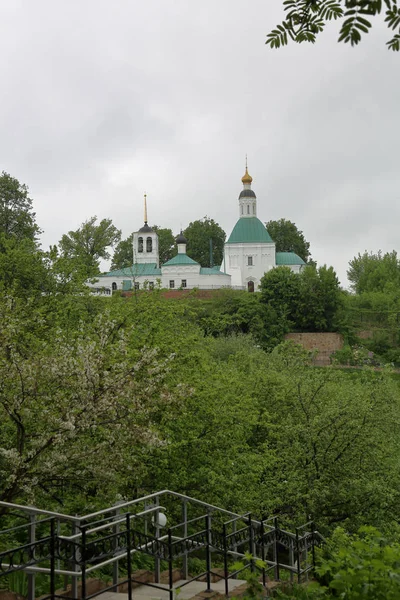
[88,168,305,295]
[224,242,276,290]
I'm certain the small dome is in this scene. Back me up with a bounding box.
[176,231,187,244]
[241,168,253,184]
[139,222,153,233]
[239,189,256,199]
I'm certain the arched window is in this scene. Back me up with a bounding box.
[253,204,256,214]
[112,282,117,292]
[247,205,250,214]
[146,237,152,252]
[138,237,143,253]
[241,205,243,215]
[247,281,255,293]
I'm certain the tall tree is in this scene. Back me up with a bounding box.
[266,218,311,262]
[347,250,400,294]
[59,216,121,277]
[152,226,176,264]
[183,217,226,267]
[267,0,400,51]
[110,234,134,270]
[0,172,40,243]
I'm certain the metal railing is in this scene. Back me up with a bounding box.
[0,490,325,600]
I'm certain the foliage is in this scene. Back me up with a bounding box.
[0,171,40,243]
[257,343,400,528]
[0,234,50,297]
[183,217,226,267]
[59,216,121,277]
[152,225,177,264]
[266,219,311,263]
[267,0,400,51]
[260,265,344,333]
[347,250,400,294]
[0,292,182,510]
[110,233,134,270]
[316,526,400,598]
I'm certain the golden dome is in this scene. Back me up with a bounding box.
[241,168,252,184]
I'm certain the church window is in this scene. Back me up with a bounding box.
[112,282,117,291]
[169,280,175,289]
[138,237,143,253]
[146,237,152,252]
[134,282,140,290]
[247,281,255,293]
[253,204,256,214]
[247,205,250,214]
[248,256,253,266]
[149,281,154,290]
[181,279,187,288]
[241,205,243,215]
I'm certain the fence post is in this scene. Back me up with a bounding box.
[168,529,174,600]
[223,523,229,597]
[154,497,161,584]
[27,513,36,600]
[50,519,56,600]
[182,499,188,580]
[295,528,301,584]
[273,517,280,582]
[126,514,133,600]
[71,519,79,600]
[248,514,254,574]
[260,521,266,589]
[312,522,316,572]
[113,504,121,591]
[81,525,87,600]
[205,514,212,592]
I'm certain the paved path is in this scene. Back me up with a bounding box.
[100,578,246,600]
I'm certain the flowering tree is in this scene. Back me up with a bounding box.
[0,295,181,510]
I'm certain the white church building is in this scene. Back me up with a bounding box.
[88,167,305,294]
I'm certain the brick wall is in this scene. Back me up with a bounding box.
[285,332,344,366]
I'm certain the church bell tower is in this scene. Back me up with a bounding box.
[133,194,159,266]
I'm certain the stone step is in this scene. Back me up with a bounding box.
[100,578,247,600]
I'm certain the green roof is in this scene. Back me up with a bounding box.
[227,218,273,244]
[275,252,306,266]
[104,263,161,277]
[163,253,199,266]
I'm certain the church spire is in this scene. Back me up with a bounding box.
[144,192,148,224]
[241,155,253,185]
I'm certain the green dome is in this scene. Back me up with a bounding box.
[275,252,306,265]
[227,217,273,244]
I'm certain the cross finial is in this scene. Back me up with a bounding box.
[245,154,248,171]
[144,192,148,223]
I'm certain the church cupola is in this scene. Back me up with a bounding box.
[133,193,160,266]
[176,231,187,254]
[238,157,257,218]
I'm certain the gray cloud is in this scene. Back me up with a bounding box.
[0,0,399,287]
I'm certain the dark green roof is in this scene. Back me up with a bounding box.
[275,252,306,266]
[104,263,161,277]
[227,218,273,244]
[163,253,199,266]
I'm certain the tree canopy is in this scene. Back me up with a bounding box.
[59,216,121,277]
[267,0,400,51]
[0,172,40,243]
[347,250,400,294]
[266,218,311,262]
[152,226,177,264]
[183,217,226,267]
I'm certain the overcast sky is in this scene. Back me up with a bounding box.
[1,0,399,287]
